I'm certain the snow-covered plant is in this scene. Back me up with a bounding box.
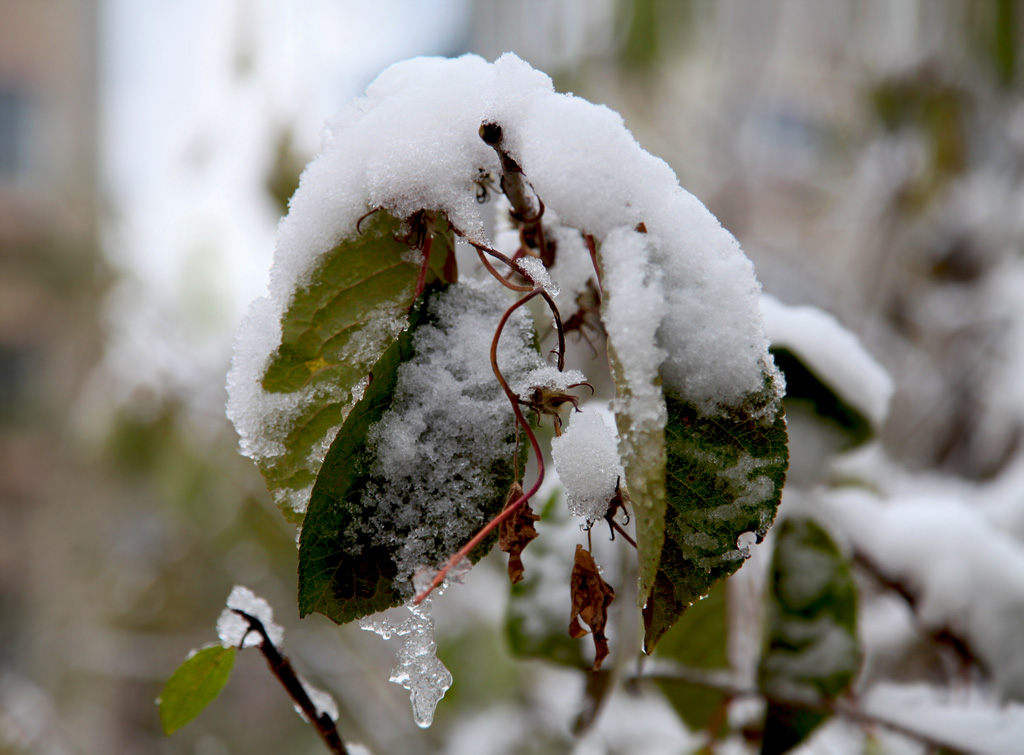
[231,50,786,719]
[164,53,794,748]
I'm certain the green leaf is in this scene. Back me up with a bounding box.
[159,645,237,735]
[643,389,788,651]
[771,347,873,450]
[603,334,667,624]
[758,516,860,754]
[653,581,730,733]
[256,210,456,522]
[297,295,424,622]
[298,284,519,624]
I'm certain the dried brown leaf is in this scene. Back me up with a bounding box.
[498,482,539,584]
[568,544,616,670]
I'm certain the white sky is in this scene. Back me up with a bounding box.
[98,0,469,410]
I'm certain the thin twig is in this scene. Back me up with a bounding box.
[232,610,348,755]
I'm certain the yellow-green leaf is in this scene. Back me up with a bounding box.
[159,645,237,735]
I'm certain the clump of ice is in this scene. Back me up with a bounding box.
[216,585,285,649]
[551,410,624,521]
[360,597,452,728]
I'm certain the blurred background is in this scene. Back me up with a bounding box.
[1,0,1022,753]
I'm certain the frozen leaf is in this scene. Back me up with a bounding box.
[227,210,456,521]
[159,645,236,735]
[297,298,422,623]
[643,390,788,652]
[299,283,535,624]
[498,482,539,584]
[568,544,616,671]
[758,516,859,754]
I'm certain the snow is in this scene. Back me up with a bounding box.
[509,365,587,398]
[294,676,339,723]
[761,294,893,431]
[516,256,560,296]
[551,410,624,521]
[824,488,1024,700]
[364,280,542,588]
[862,683,1024,755]
[216,585,285,649]
[227,52,782,514]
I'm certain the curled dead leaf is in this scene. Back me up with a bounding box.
[498,482,539,584]
[568,544,616,670]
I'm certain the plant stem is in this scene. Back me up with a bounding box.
[232,610,348,755]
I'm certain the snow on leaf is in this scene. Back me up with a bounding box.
[758,516,859,754]
[296,295,422,623]
[568,544,617,671]
[762,294,893,448]
[299,282,539,625]
[642,390,788,652]
[550,409,624,522]
[227,210,456,521]
[159,645,237,735]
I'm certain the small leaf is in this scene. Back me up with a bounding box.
[498,482,539,584]
[159,645,237,735]
[758,516,860,754]
[643,389,788,652]
[568,544,616,671]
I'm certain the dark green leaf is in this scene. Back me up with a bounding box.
[758,516,860,754]
[298,284,519,624]
[653,581,730,733]
[643,389,788,651]
[297,295,424,622]
[159,645,236,735]
[771,348,873,450]
[255,210,456,523]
